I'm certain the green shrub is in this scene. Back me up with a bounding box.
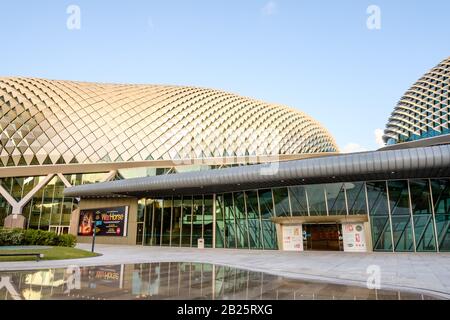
[57,234,76,248]
[0,228,77,247]
[0,228,24,246]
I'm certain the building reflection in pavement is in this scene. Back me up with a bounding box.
[0,262,439,300]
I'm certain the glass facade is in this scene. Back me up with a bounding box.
[0,172,109,232]
[140,179,450,252]
[1,170,449,253]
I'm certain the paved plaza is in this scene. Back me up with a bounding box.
[1,244,450,299]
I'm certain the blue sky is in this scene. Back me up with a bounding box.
[1,0,450,151]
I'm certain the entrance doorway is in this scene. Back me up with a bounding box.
[303,224,343,251]
[49,225,70,235]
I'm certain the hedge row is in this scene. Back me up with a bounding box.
[0,228,76,247]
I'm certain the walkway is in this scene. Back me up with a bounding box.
[1,244,450,299]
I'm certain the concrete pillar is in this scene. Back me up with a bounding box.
[69,208,80,236]
[4,214,26,229]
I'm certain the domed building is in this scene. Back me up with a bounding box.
[0,77,337,234]
[3,68,450,254]
[383,57,450,145]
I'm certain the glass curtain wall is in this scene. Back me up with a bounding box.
[0,172,108,231]
[141,179,448,252]
[21,176,77,231]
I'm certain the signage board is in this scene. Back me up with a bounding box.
[342,223,367,252]
[282,225,304,251]
[78,206,129,237]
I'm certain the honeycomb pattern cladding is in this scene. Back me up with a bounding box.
[0,77,338,167]
[383,57,450,144]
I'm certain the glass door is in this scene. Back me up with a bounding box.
[49,225,70,235]
[303,224,342,251]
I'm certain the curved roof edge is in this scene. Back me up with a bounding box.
[64,144,450,198]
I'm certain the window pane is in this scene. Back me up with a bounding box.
[435,215,450,251]
[29,188,43,229]
[40,177,57,230]
[61,198,75,225]
[346,182,367,215]
[409,179,432,214]
[144,199,154,245]
[305,185,327,216]
[181,196,193,247]
[289,186,308,216]
[215,194,225,248]
[161,198,172,246]
[203,195,214,248]
[273,188,290,217]
[234,192,249,249]
[171,196,182,247]
[245,191,262,249]
[192,196,203,248]
[391,215,414,252]
[258,190,277,249]
[413,215,436,252]
[137,199,146,223]
[431,179,450,215]
[152,200,163,246]
[388,180,410,215]
[410,179,436,252]
[430,179,450,251]
[224,193,236,249]
[0,195,12,224]
[326,183,347,215]
[258,189,274,219]
[366,181,389,216]
[262,219,278,250]
[370,216,393,251]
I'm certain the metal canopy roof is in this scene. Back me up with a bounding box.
[64,144,450,198]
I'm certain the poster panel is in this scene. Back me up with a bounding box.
[282,225,304,251]
[78,206,129,237]
[342,223,367,252]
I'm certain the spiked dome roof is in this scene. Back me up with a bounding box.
[0,77,338,167]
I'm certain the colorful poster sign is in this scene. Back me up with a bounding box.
[78,206,128,237]
[342,223,367,252]
[282,225,304,251]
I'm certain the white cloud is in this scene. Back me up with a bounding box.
[341,143,368,154]
[374,128,385,148]
[261,1,277,16]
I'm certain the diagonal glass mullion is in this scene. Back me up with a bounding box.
[374,216,391,249]
[393,216,412,251]
[415,215,433,250]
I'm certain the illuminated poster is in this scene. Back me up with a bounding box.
[282,225,303,251]
[342,223,367,252]
[78,206,128,237]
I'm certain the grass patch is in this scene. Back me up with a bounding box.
[0,246,100,262]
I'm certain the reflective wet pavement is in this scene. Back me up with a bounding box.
[0,262,440,300]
